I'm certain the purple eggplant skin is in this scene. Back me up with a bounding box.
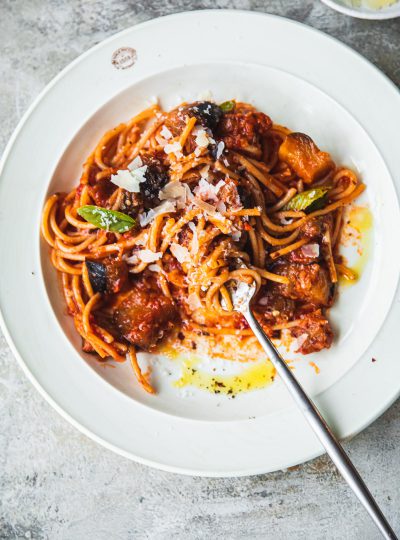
[140,163,169,209]
[85,260,107,293]
[187,101,223,132]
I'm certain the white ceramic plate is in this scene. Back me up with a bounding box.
[1,10,400,476]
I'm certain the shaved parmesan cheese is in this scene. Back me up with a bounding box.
[183,183,194,204]
[230,229,242,242]
[215,179,226,193]
[164,141,183,159]
[170,243,191,264]
[128,156,143,171]
[155,134,168,146]
[301,243,320,258]
[125,254,139,265]
[137,249,162,263]
[135,233,148,246]
[199,165,210,179]
[187,292,202,311]
[192,197,220,217]
[297,333,308,349]
[139,200,176,227]
[194,178,216,201]
[216,200,227,213]
[194,178,224,203]
[148,264,161,273]
[159,181,187,200]
[188,221,199,254]
[192,199,230,233]
[195,129,210,148]
[160,126,173,140]
[215,141,225,160]
[159,181,193,210]
[111,165,147,192]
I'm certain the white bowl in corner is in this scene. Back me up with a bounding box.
[321,0,400,19]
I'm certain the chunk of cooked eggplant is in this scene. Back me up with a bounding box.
[112,281,177,350]
[140,159,169,209]
[253,287,295,326]
[90,177,118,207]
[85,257,128,294]
[216,108,272,157]
[278,133,334,184]
[298,215,334,241]
[290,310,333,354]
[85,260,107,293]
[237,183,254,208]
[187,101,223,131]
[272,262,331,306]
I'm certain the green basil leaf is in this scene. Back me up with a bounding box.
[220,100,235,113]
[77,205,136,233]
[284,187,329,213]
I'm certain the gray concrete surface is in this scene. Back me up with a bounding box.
[1,1,399,539]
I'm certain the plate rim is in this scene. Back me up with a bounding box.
[1,9,400,476]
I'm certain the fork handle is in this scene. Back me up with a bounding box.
[244,308,397,540]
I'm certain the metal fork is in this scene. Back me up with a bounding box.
[230,281,397,540]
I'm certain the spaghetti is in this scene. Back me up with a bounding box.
[41,100,365,393]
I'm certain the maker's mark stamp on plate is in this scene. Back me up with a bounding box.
[111,47,137,70]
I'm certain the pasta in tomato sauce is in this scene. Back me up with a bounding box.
[41,100,364,393]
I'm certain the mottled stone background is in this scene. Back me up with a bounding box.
[1,1,399,539]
